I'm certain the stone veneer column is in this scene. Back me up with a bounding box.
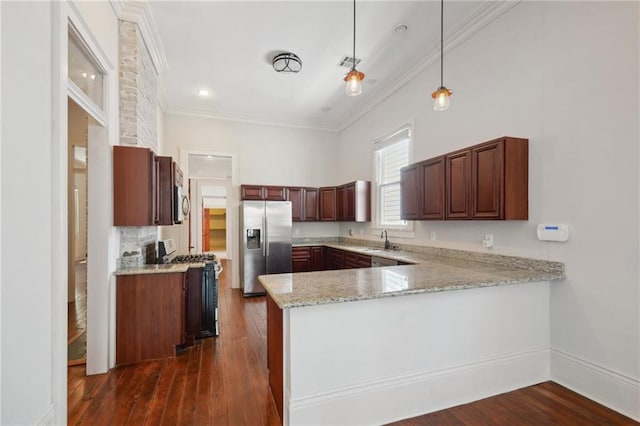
[118,20,158,152]
[117,19,160,264]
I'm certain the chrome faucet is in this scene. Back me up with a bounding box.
[381,230,391,250]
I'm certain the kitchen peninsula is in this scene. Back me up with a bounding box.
[260,245,564,425]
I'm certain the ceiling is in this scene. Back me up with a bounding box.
[148,1,506,131]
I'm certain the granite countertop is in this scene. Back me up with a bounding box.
[115,262,206,276]
[261,243,565,309]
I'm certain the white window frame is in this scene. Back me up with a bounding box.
[372,123,414,237]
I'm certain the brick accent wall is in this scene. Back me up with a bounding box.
[118,20,159,264]
[118,20,158,152]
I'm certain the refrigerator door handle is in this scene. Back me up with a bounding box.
[262,216,266,257]
[265,216,269,257]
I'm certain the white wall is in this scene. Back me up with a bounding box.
[162,114,340,287]
[337,1,639,419]
[1,3,55,424]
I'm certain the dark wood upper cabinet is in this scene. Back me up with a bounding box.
[240,185,286,201]
[446,149,472,219]
[114,146,175,226]
[319,187,337,221]
[240,185,264,200]
[400,163,421,220]
[401,136,528,221]
[287,187,319,222]
[420,157,445,220]
[286,187,304,222]
[337,181,370,222]
[303,187,319,221]
[472,137,528,220]
[156,156,175,226]
[336,186,346,221]
[243,181,370,222]
[264,186,287,201]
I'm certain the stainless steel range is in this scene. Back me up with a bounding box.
[158,239,219,337]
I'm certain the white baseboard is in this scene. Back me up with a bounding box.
[550,348,640,421]
[36,404,56,425]
[289,348,550,426]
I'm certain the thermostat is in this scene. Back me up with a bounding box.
[537,224,569,242]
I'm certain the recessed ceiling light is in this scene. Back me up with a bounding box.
[393,24,408,34]
[197,89,211,97]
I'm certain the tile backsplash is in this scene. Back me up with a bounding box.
[119,227,158,267]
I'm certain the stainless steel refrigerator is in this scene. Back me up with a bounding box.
[240,201,292,296]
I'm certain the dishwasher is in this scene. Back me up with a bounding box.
[371,256,398,267]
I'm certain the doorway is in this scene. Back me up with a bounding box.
[67,99,89,365]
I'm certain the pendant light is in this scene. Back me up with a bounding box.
[344,0,365,96]
[432,0,453,111]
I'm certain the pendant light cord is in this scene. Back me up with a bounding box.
[440,0,444,88]
[353,0,356,72]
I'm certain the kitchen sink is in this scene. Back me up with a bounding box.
[359,248,383,253]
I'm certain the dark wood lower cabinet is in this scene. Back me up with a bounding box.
[324,247,344,270]
[343,251,371,268]
[116,272,186,365]
[292,247,312,272]
[310,246,324,271]
[185,267,203,345]
[267,294,284,422]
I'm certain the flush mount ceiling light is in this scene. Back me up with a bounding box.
[197,89,211,97]
[344,0,365,96]
[431,0,453,111]
[272,52,302,73]
[393,24,408,34]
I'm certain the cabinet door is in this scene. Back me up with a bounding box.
[336,186,346,221]
[241,185,264,200]
[114,146,155,226]
[344,183,356,221]
[156,156,174,225]
[303,188,319,221]
[421,157,445,220]
[472,140,504,219]
[286,187,304,222]
[310,246,324,271]
[319,187,337,221]
[325,247,344,270]
[446,150,472,219]
[292,247,311,272]
[400,164,421,220]
[264,186,287,201]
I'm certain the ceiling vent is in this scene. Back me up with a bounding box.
[338,55,362,68]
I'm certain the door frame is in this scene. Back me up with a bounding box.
[180,148,240,288]
[52,2,119,423]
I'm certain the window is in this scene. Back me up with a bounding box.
[374,126,411,230]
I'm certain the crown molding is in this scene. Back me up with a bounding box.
[110,0,168,75]
[336,0,522,132]
[164,105,339,133]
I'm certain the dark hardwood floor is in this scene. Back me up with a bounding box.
[68,259,637,425]
[68,260,87,365]
[388,381,637,425]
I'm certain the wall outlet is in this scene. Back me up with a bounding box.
[430,232,436,241]
[482,234,494,248]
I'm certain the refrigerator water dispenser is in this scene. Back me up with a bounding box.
[246,229,261,249]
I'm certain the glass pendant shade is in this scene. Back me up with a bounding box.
[432,86,452,111]
[344,70,365,96]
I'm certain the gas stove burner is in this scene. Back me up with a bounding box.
[170,253,216,264]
